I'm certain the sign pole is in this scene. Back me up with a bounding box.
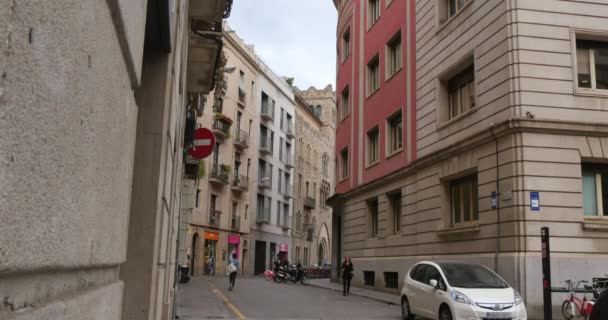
[541,227,552,320]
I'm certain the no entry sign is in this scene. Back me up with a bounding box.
[188,128,215,159]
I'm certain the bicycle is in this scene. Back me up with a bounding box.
[562,280,595,320]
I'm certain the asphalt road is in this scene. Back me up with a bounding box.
[176,276,401,320]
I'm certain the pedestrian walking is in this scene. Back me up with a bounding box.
[227,253,239,291]
[340,256,354,296]
[591,288,608,320]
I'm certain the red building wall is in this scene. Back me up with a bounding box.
[335,0,416,194]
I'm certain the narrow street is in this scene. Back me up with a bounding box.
[176,277,400,320]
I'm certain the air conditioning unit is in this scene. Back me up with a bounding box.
[189,0,228,22]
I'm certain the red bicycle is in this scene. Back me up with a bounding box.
[562,280,595,320]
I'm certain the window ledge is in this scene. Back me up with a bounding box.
[365,160,380,169]
[436,1,474,34]
[575,88,608,98]
[339,113,350,124]
[366,87,381,100]
[436,107,478,130]
[386,148,403,160]
[385,66,403,82]
[437,224,481,236]
[339,175,349,183]
[582,219,608,230]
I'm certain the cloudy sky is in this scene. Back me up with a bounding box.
[227,0,337,90]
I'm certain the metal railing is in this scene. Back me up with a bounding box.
[209,210,221,227]
[260,136,273,154]
[256,207,271,223]
[261,102,274,121]
[279,215,291,229]
[210,164,230,184]
[231,174,248,190]
[283,154,294,168]
[258,173,272,189]
[286,121,295,138]
[231,215,241,230]
[238,87,247,106]
[281,184,293,198]
[213,118,231,137]
[235,129,249,147]
[304,196,316,209]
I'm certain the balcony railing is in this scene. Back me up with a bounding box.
[234,129,249,149]
[209,209,221,227]
[281,184,293,198]
[231,215,241,230]
[210,163,230,185]
[212,117,231,139]
[261,102,275,121]
[256,207,271,223]
[231,174,248,192]
[283,154,294,169]
[259,136,273,155]
[286,121,295,139]
[279,215,291,230]
[238,87,247,107]
[304,196,316,209]
[258,173,272,189]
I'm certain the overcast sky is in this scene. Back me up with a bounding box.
[227,0,337,90]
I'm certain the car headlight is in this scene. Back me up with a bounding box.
[514,291,523,306]
[451,290,473,305]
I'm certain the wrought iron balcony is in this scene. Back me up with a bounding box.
[259,136,273,155]
[212,117,232,140]
[261,102,275,122]
[209,163,230,185]
[304,196,316,209]
[209,209,221,228]
[231,215,241,231]
[231,174,248,192]
[256,207,271,224]
[234,129,249,149]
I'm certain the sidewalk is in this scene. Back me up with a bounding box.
[308,278,401,305]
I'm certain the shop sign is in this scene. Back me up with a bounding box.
[278,243,288,252]
[228,235,240,244]
[205,232,219,241]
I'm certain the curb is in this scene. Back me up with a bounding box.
[308,281,399,306]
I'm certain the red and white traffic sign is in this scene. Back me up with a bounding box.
[188,128,215,159]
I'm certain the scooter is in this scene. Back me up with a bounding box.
[283,264,309,285]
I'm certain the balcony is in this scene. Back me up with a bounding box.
[261,103,275,122]
[259,136,273,155]
[209,209,221,228]
[209,163,230,185]
[230,215,241,231]
[258,174,272,189]
[279,215,292,231]
[281,184,293,199]
[234,129,249,149]
[184,156,200,180]
[212,116,232,140]
[238,87,247,108]
[304,196,316,209]
[189,0,232,22]
[256,207,271,224]
[231,174,248,192]
[286,122,295,139]
[283,155,294,169]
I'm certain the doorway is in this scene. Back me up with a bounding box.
[191,233,199,275]
[254,240,267,275]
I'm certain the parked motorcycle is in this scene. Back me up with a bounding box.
[277,263,309,285]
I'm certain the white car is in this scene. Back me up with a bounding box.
[400,261,527,320]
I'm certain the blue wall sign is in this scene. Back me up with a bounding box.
[531,192,540,211]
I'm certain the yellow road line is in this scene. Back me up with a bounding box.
[208,280,246,320]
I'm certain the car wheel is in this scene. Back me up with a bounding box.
[439,305,452,320]
[401,296,415,320]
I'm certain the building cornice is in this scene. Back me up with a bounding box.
[336,118,608,199]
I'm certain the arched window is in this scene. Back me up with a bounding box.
[315,105,322,117]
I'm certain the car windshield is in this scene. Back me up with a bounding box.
[438,263,509,289]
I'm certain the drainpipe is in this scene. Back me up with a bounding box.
[490,124,501,272]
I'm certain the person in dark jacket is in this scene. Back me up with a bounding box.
[591,288,608,320]
[340,256,354,296]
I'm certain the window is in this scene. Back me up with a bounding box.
[340,148,349,179]
[384,272,399,289]
[387,111,403,154]
[364,271,375,286]
[315,105,322,118]
[367,55,380,94]
[340,86,350,120]
[389,192,401,234]
[386,32,402,77]
[450,174,479,226]
[367,127,379,165]
[576,39,608,91]
[582,165,608,217]
[368,0,380,27]
[280,108,285,130]
[342,27,351,61]
[196,189,201,208]
[411,264,428,283]
[368,199,379,237]
[448,65,475,120]
[447,0,471,19]
[425,266,446,290]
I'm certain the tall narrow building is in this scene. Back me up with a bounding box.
[331,0,608,317]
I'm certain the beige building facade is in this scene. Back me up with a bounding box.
[331,0,608,318]
[1,0,231,319]
[189,25,258,277]
[293,86,337,266]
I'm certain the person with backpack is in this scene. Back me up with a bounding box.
[227,253,239,291]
